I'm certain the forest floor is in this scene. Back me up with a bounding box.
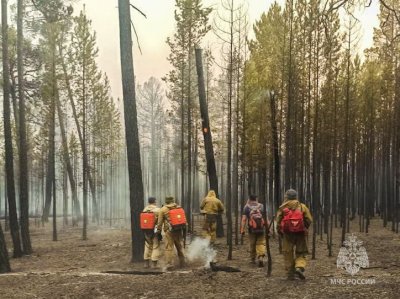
[0,217,399,299]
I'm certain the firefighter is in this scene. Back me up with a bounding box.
[200,190,224,245]
[142,197,160,268]
[156,196,186,270]
[276,189,313,280]
[240,194,267,267]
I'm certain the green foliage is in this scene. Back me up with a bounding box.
[65,10,122,185]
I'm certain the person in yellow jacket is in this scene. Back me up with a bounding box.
[240,194,267,267]
[276,189,313,280]
[142,197,160,268]
[156,196,186,270]
[200,190,224,245]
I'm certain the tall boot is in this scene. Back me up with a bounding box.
[152,260,158,268]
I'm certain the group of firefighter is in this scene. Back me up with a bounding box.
[140,188,313,280]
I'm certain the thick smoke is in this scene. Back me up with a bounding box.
[186,237,216,268]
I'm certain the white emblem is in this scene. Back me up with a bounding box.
[337,234,369,276]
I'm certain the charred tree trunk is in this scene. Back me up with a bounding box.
[195,48,223,236]
[0,222,10,273]
[284,0,294,190]
[341,34,351,245]
[82,17,88,240]
[52,169,57,241]
[226,0,234,260]
[118,0,145,262]
[17,0,32,254]
[187,42,192,232]
[269,92,281,212]
[269,92,282,252]
[42,28,57,224]
[2,0,23,258]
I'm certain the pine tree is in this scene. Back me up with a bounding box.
[165,0,212,228]
[2,0,23,258]
[17,0,32,254]
[118,0,145,262]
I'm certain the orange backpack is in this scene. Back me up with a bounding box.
[140,212,156,231]
[168,207,187,231]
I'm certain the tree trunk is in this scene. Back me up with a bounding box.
[17,0,32,254]
[56,94,80,224]
[269,92,281,211]
[284,0,294,189]
[82,19,88,240]
[341,29,351,245]
[52,168,57,241]
[42,28,57,224]
[226,0,234,260]
[195,48,224,236]
[0,222,10,273]
[195,49,219,196]
[59,45,99,222]
[187,44,192,230]
[118,0,145,262]
[2,0,23,258]
[63,164,68,226]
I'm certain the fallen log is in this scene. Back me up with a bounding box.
[209,262,241,272]
[102,270,164,275]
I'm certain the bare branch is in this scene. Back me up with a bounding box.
[130,4,147,18]
[130,20,143,55]
[380,0,400,25]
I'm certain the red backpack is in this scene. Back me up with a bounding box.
[280,205,305,233]
[140,212,156,231]
[168,207,187,231]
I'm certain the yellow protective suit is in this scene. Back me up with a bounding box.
[157,202,185,268]
[276,199,313,277]
[200,190,224,244]
[241,200,266,263]
[142,204,160,262]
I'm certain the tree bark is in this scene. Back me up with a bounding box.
[195,49,219,196]
[42,27,57,224]
[2,0,23,258]
[269,92,281,211]
[59,45,99,222]
[56,93,80,224]
[0,222,10,273]
[118,0,145,262]
[17,0,32,255]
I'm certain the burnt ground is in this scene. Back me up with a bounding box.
[0,217,399,299]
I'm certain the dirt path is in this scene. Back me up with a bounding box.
[0,218,399,298]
